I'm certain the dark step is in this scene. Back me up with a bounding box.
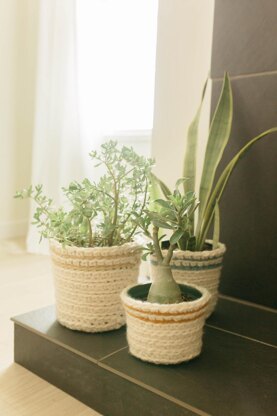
[12,298,277,416]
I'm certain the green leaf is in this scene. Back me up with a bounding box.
[149,173,162,210]
[197,73,233,233]
[175,177,188,189]
[183,78,208,195]
[73,214,83,225]
[148,212,174,229]
[141,252,150,261]
[151,219,174,230]
[182,78,207,233]
[170,229,184,245]
[154,199,172,209]
[158,234,167,241]
[197,127,277,249]
[212,201,220,249]
[150,172,171,199]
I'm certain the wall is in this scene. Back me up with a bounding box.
[0,0,38,239]
[211,0,277,308]
[151,0,277,308]
[151,0,215,189]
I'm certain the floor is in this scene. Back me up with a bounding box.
[0,238,99,416]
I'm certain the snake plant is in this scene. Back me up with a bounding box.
[152,72,277,251]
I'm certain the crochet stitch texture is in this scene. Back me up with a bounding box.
[121,283,211,364]
[50,240,141,332]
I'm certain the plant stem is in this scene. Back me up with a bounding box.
[87,217,93,247]
[120,190,138,236]
[126,179,148,242]
[108,168,119,246]
[119,166,135,180]
[163,243,175,266]
[92,187,115,201]
[153,225,163,263]
[147,263,182,304]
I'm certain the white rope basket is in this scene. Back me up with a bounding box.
[121,283,211,364]
[50,240,141,332]
[151,241,226,317]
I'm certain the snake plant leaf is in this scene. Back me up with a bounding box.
[196,167,230,250]
[183,78,208,195]
[198,73,233,229]
[149,173,163,210]
[212,201,220,250]
[150,172,171,200]
[197,127,277,249]
[187,236,196,251]
[183,79,208,233]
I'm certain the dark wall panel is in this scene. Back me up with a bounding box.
[211,0,277,78]
[211,1,277,307]
[211,76,277,307]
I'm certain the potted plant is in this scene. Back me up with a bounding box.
[121,182,211,364]
[15,140,154,332]
[151,73,277,315]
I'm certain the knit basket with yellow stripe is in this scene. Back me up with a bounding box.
[151,241,226,317]
[121,283,211,364]
[50,240,141,333]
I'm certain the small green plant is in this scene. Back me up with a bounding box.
[15,140,154,247]
[152,73,277,251]
[134,180,197,303]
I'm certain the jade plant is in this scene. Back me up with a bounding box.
[152,73,277,251]
[15,140,154,247]
[133,180,198,303]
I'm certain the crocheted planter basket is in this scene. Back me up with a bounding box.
[49,240,141,333]
[121,283,211,365]
[151,241,226,317]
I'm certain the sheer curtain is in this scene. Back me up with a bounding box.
[27,0,158,253]
[27,0,84,253]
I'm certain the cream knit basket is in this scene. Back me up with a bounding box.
[50,240,141,332]
[121,283,211,365]
[151,241,226,317]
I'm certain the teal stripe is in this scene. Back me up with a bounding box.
[151,260,223,271]
[171,254,223,262]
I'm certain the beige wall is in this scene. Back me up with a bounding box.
[151,0,215,193]
[0,0,38,238]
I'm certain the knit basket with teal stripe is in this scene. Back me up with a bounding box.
[151,241,226,317]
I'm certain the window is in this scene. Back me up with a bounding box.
[76,0,158,155]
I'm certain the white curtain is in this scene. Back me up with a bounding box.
[27,0,84,253]
[26,0,158,253]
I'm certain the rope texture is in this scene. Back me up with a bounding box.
[121,284,211,364]
[50,240,141,332]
